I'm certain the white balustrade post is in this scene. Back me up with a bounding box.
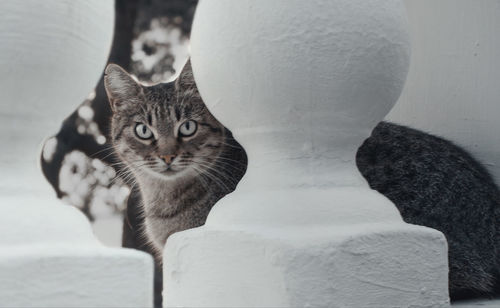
[164,0,450,307]
[0,1,153,306]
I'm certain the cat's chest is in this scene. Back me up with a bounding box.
[139,175,209,217]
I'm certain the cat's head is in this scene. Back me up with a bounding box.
[104,60,226,181]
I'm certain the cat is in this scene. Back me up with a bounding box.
[104,60,247,307]
[104,60,247,257]
[357,121,500,300]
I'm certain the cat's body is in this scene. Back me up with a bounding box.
[357,121,500,299]
[104,61,246,257]
[105,60,499,301]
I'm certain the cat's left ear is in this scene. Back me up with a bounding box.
[104,64,143,112]
[175,59,197,92]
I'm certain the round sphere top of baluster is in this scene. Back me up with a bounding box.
[0,0,113,195]
[0,0,113,118]
[191,0,410,154]
[167,4,450,304]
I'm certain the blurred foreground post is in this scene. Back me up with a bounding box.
[164,0,450,307]
[0,1,153,306]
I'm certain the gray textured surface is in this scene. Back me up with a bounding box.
[453,298,500,307]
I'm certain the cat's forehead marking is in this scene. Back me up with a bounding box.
[131,81,207,128]
[155,105,163,122]
[174,105,181,121]
[146,81,175,100]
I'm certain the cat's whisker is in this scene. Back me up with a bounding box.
[196,159,241,187]
[114,160,153,185]
[195,154,247,167]
[194,171,217,194]
[98,152,119,162]
[115,171,137,186]
[108,161,128,168]
[212,160,246,172]
[114,166,131,178]
[195,165,241,182]
[194,162,233,193]
[191,166,211,193]
[205,171,232,193]
[90,145,115,158]
[216,140,245,150]
[192,164,222,188]
[215,156,247,167]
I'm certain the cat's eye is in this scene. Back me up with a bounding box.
[135,123,153,140]
[179,120,197,137]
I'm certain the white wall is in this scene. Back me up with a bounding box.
[389,0,500,182]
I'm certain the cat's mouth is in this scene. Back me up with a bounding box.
[156,164,192,179]
[134,158,194,180]
[136,163,183,179]
[161,166,178,175]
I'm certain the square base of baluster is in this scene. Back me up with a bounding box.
[0,245,154,307]
[164,223,450,307]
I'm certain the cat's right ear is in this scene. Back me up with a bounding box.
[104,64,143,112]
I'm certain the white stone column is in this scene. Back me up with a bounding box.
[0,1,153,306]
[164,0,450,307]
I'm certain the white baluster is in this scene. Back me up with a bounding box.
[0,1,153,306]
[164,0,449,307]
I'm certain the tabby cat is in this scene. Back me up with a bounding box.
[104,60,246,257]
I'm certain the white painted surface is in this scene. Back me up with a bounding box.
[0,200,98,246]
[390,0,500,183]
[164,0,449,307]
[0,0,114,197]
[0,1,154,306]
[0,200,154,307]
[0,247,151,308]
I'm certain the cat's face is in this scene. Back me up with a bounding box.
[104,61,225,181]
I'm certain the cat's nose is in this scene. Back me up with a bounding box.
[160,154,177,165]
